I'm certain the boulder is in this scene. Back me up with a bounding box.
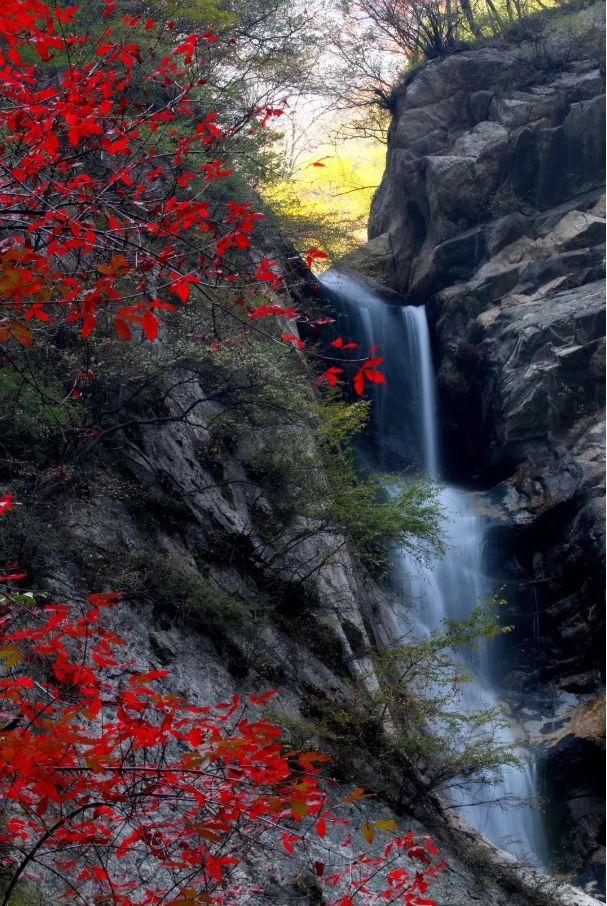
[334,233,398,289]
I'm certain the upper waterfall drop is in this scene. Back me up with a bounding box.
[400,306,440,480]
[320,270,547,867]
[320,271,441,475]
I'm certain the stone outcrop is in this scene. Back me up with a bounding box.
[366,6,605,297]
[540,695,605,895]
[341,1,605,890]
[43,355,601,906]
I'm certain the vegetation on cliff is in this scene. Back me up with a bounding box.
[0,0,600,902]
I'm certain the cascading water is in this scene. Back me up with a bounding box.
[321,271,547,865]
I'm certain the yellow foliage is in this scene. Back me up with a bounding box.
[375,819,398,833]
[362,820,376,843]
[150,0,236,28]
[0,646,22,668]
[262,137,386,264]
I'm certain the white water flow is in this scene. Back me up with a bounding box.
[321,272,546,865]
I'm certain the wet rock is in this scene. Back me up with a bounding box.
[360,0,606,884]
[541,696,605,887]
[473,266,521,302]
[149,630,177,665]
[551,211,606,251]
[561,673,603,695]
[410,225,488,295]
[490,87,565,128]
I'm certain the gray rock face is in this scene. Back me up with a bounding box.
[367,6,605,295]
[348,1,605,889]
[52,363,591,906]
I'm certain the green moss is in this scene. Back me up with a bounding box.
[247,439,442,578]
[213,343,445,578]
[126,552,251,627]
[124,484,195,533]
[0,876,45,905]
[279,612,351,676]
[120,551,269,677]
[280,603,521,804]
[304,691,384,750]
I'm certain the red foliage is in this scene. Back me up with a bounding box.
[0,582,444,903]
[306,248,330,269]
[0,499,444,903]
[0,494,15,516]
[353,356,386,396]
[0,3,267,343]
[317,366,344,388]
[332,337,358,350]
[0,4,377,398]
[0,5,411,897]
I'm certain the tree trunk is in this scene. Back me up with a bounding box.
[483,0,503,35]
[459,0,482,37]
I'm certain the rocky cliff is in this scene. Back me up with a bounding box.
[5,247,602,906]
[339,0,605,892]
[1,4,604,900]
[15,335,600,906]
[30,341,601,906]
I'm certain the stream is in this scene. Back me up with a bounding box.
[321,271,548,866]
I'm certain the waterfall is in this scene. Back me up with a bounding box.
[321,271,547,866]
[400,306,440,480]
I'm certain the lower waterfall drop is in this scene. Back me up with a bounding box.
[321,271,547,866]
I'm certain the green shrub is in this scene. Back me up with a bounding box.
[283,602,521,804]
[0,875,45,904]
[243,387,443,577]
[125,552,254,632]
[0,367,72,471]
